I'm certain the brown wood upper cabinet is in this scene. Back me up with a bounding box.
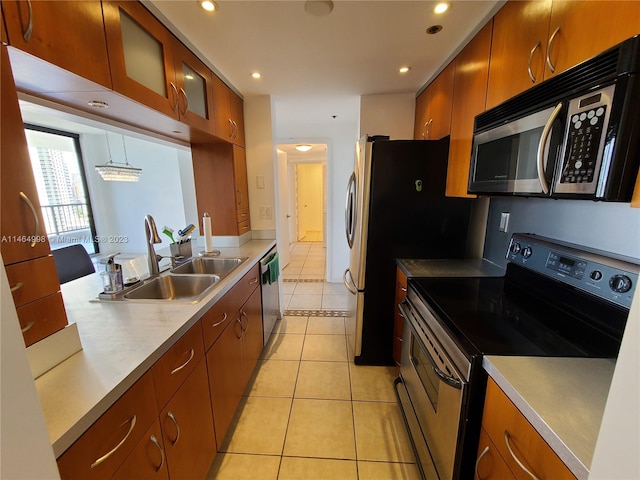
[103,1,215,133]
[413,61,455,140]
[1,0,111,88]
[212,73,245,146]
[192,143,251,236]
[1,44,68,346]
[446,20,493,198]
[486,0,640,109]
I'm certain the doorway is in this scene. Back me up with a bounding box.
[276,142,327,267]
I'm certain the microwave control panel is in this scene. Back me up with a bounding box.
[554,84,615,195]
[506,233,639,309]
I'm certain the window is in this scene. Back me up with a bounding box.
[24,125,98,254]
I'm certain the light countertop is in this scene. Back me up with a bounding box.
[483,356,616,480]
[397,258,505,278]
[35,239,276,458]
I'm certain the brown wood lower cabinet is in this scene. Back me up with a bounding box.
[111,419,169,480]
[56,261,265,479]
[206,313,245,450]
[392,267,408,368]
[159,359,216,480]
[479,378,577,480]
[475,427,516,480]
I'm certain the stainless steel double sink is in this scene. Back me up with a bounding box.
[108,256,248,303]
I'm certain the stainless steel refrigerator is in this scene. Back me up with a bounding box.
[344,135,473,365]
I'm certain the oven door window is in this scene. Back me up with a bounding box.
[410,335,440,412]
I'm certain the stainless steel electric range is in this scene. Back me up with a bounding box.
[395,233,639,480]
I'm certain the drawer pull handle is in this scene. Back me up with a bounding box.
[10,282,25,292]
[21,321,35,333]
[90,415,137,468]
[527,41,541,83]
[212,312,228,328]
[149,434,165,472]
[504,430,540,480]
[400,286,407,292]
[19,192,40,247]
[475,445,489,480]
[241,310,249,331]
[249,277,258,285]
[170,348,195,375]
[167,411,180,445]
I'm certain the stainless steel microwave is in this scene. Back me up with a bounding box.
[468,35,640,201]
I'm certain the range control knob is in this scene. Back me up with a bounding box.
[609,275,632,293]
[509,242,521,255]
[590,270,603,281]
[522,246,533,259]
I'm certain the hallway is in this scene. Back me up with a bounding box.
[206,240,420,479]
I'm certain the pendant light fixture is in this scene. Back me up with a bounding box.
[95,132,142,182]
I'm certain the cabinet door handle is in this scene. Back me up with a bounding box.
[228,119,234,139]
[475,445,490,480]
[235,317,243,339]
[232,120,238,139]
[212,312,228,328]
[169,82,179,112]
[527,41,541,83]
[504,430,540,480]
[546,27,560,74]
[90,415,137,468]
[241,310,249,331]
[149,434,165,472]
[167,411,180,445]
[21,321,35,333]
[10,282,25,293]
[179,87,189,115]
[22,0,34,42]
[170,348,195,375]
[237,188,243,207]
[249,277,258,285]
[426,118,433,140]
[400,286,407,292]
[19,192,40,247]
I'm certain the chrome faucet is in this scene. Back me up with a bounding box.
[144,214,162,276]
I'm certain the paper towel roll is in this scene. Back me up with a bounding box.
[203,213,213,252]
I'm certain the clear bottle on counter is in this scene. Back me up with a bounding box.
[100,254,123,293]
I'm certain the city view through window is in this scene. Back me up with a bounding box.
[25,126,97,254]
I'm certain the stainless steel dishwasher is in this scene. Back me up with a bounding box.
[260,246,280,345]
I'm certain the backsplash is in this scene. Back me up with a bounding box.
[483,197,640,268]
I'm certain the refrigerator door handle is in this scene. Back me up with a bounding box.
[343,268,357,295]
[345,172,356,248]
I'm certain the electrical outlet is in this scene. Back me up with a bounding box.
[259,205,272,219]
[499,212,510,232]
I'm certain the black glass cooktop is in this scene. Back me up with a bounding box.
[409,264,627,359]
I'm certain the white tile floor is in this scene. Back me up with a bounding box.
[206,240,420,480]
[281,239,349,312]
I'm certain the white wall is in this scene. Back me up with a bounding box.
[1,259,60,480]
[80,133,196,256]
[244,95,277,238]
[359,93,415,140]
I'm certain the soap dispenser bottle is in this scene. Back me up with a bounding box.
[100,254,124,293]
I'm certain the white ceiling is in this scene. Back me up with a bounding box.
[147,0,502,134]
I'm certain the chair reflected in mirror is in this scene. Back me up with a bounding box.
[51,244,95,284]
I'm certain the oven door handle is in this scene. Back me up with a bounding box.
[399,301,462,390]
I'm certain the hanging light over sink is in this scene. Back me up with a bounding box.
[95,132,142,182]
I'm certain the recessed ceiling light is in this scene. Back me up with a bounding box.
[251,72,262,79]
[426,25,443,35]
[399,66,411,74]
[304,1,334,16]
[199,0,218,12]
[434,2,450,14]
[88,100,109,108]
[296,145,313,152]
